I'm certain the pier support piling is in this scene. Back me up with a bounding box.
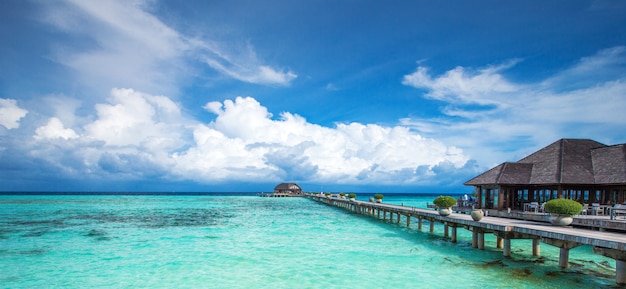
[451,226,457,243]
[478,233,485,250]
[558,248,570,268]
[542,239,582,268]
[472,231,478,248]
[503,239,511,257]
[618,260,625,286]
[532,239,540,256]
[593,247,626,285]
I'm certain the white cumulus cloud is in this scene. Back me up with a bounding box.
[83,88,186,148]
[34,118,79,140]
[173,96,469,184]
[27,88,190,181]
[0,98,28,130]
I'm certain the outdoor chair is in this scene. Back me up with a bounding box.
[591,203,604,215]
[529,202,539,213]
[611,204,626,220]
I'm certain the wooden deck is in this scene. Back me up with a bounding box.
[306,195,626,285]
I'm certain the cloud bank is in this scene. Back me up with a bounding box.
[178,96,468,184]
[6,90,469,189]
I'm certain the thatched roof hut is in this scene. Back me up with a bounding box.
[465,138,626,210]
[272,183,303,197]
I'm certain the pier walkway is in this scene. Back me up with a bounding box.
[305,195,626,286]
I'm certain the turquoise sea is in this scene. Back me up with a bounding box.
[0,194,618,288]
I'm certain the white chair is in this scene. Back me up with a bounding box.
[529,202,539,213]
[612,204,626,220]
[591,203,603,215]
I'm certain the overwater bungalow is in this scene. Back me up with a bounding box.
[266,182,303,197]
[465,138,626,212]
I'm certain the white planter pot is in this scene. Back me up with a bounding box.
[549,215,573,226]
[438,207,452,216]
[471,209,484,221]
[376,199,382,203]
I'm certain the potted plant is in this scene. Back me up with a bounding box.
[324,192,331,198]
[339,192,346,199]
[348,193,356,201]
[544,198,583,226]
[433,195,457,216]
[374,194,384,203]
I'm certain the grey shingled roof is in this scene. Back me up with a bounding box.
[465,139,626,186]
[592,144,626,184]
[274,183,301,190]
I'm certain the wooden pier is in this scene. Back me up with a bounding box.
[306,195,626,286]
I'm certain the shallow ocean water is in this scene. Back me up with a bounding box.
[0,194,618,288]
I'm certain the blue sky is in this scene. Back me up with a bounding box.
[1,0,626,193]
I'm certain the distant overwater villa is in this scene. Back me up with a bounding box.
[258,182,303,197]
